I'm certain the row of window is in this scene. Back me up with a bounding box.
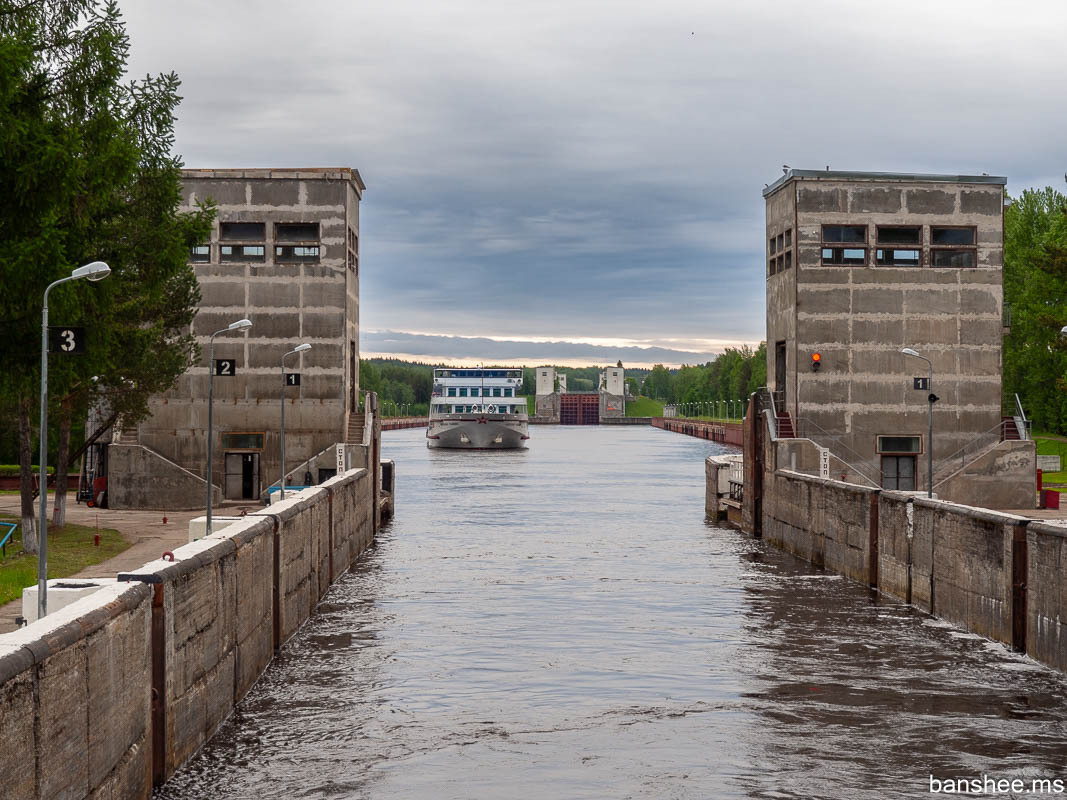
[768,227,794,276]
[768,228,793,254]
[192,244,321,264]
[444,386,516,397]
[821,225,977,268]
[442,405,523,414]
[190,222,360,271]
[770,224,980,273]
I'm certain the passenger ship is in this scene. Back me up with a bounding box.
[426,367,529,449]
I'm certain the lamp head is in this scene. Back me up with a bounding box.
[901,348,920,357]
[228,318,252,331]
[71,261,111,282]
[295,343,312,353]
[1060,325,1067,337]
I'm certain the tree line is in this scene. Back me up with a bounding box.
[638,344,767,404]
[1003,188,1067,434]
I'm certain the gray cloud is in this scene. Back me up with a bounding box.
[361,330,723,367]
[119,0,1067,356]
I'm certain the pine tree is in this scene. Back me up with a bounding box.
[0,0,212,543]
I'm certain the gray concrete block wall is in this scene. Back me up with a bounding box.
[1026,522,1067,672]
[766,470,874,583]
[321,468,373,580]
[935,439,1037,509]
[121,168,364,505]
[876,492,913,603]
[0,464,378,798]
[0,583,153,800]
[915,499,1019,645]
[762,464,1033,654]
[766,173,1011,493]
[108,444,219,511]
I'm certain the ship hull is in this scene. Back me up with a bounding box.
[427,415,529,449]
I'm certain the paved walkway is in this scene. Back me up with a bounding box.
[0,495,258,633]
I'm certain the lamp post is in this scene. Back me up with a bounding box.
[38,261,110,619]
[206,318,252,536]
[280,343,311,502]
[902,348,934,498]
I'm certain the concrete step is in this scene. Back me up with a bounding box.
[1002,416,1020,440]
[346,413,366,444]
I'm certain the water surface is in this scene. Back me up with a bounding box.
[158,426,1067,799]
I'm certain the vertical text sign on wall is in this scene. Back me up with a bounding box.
[819,446,830,479]
[336,443,346,475]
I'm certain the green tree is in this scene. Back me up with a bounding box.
[1003,188,1067,433]
[644,364,673,400]
[0,0,211,540]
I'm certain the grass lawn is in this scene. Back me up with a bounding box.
[1034,435,1067,489]
[0,514,130,606]
[625,396,664,417]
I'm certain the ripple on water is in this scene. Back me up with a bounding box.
[156,426,1067,800]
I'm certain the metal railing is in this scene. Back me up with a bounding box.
[931,420,1007,487]
[1013,393,1031,441]
[790,417,881,487]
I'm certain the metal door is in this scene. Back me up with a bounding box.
[225,452,260,500]
[775,340,786,396]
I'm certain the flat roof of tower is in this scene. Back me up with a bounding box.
[182,167,365,191]
[763,168,1006,198]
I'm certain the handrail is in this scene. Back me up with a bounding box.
[1014,393,1031,440]
[0,521,17,557]
[790,417,881,487]
[931,420,1006,486]
[757,387,779,421]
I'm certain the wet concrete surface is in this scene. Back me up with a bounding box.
[156,426,1067,799]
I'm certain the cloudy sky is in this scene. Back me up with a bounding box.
[120,0,1066,367]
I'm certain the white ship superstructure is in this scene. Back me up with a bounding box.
[427,368,529,449]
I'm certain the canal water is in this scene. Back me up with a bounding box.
[158,426,1067,799]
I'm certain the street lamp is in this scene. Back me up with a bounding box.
[902,347,935,498]
[38,260,110,618]
[205,318,252,535]
[280,343,311,502]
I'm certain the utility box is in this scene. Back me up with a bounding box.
[21,578,116,624]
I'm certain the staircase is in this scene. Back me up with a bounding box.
[1001,416,1021,441]
[776,411,795,439]
[346,412,366,444]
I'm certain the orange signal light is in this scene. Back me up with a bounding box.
[811,352,822,372]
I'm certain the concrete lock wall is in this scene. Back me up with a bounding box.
[762,469,875,584]
[0,582,153,800]
[1026,522,1067,672]
[753,465,1062,669]
[0,464,378,798]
